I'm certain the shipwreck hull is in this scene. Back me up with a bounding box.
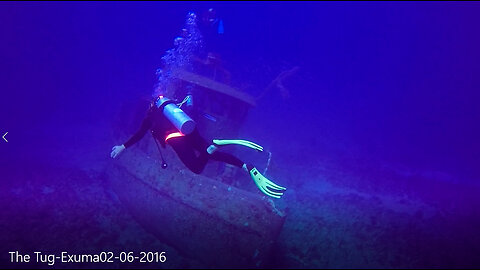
[105,136,286,268]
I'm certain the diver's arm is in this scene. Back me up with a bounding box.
[123,114,153,148]
[110,113,153,159]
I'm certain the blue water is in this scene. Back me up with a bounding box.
[1,2,479,268]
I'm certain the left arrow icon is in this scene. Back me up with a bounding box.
[2,132,8,142]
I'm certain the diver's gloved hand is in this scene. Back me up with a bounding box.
[246,165,286,199]
[111,145,126,159]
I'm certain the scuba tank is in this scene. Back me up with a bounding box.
[155,96,196,135]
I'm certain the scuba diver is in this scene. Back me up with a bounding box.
[110,95,286,199]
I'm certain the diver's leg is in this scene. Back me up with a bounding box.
[185,129,286,198]
[209,151,244,168]
[186,128,220,154]
[186,128,244,168]
[187,129,244,167]
[168,137,208,174]
[209,151,287,198]
[188,128,211,153]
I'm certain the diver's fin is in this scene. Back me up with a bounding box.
[213,139,263,152]
[248,166,286,199]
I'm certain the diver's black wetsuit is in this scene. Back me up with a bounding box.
[124,105,244,174]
